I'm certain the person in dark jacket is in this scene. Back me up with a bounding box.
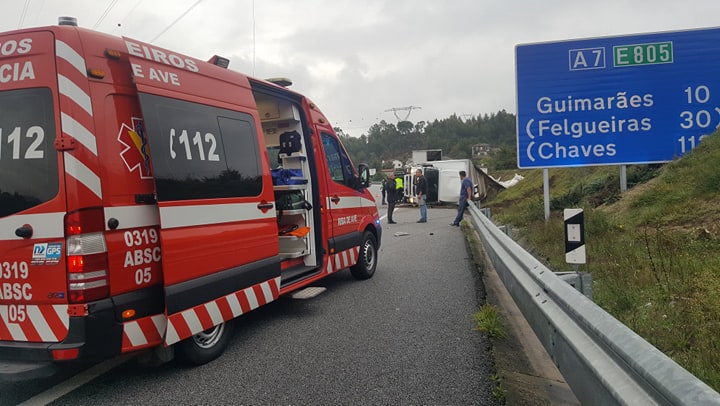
[451,170,473,226]
[414,169,428,222]
[385,173,398,224]
[381,177,387,205]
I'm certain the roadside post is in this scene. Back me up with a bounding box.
[558,208,592,298]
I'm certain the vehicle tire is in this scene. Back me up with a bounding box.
[176,321,234,366]
[350,231,378,280]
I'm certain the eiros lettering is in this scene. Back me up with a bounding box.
[0,38,32,56]
[124,40,199,72]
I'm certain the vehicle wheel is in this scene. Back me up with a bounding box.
[176,321,234,365]
[350,231,377,280]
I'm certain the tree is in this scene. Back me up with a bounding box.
[338,111,518,173]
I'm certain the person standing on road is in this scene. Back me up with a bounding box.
[394,174,404,204]
[415,169,427,223]
[385,173,398,224]
[450,170,473,226]
[381,177,387,205]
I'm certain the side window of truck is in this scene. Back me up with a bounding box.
[138,94,263,201]
[321,132,354,187]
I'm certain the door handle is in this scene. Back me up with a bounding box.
[15,224,33,239]
[257,201,274,212]
[331,196,340,204]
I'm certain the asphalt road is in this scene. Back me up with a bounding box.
[3,191,500,405]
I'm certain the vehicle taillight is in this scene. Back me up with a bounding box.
[65,208,109,303]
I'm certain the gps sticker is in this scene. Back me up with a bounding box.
[32,242,62,265]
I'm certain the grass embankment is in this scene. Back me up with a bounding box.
[484,132,720,390]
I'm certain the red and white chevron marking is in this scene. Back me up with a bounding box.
[0,304,69,342]
[121,314,166,353]
[55,39,103,205]
[164,277,281,346]
[325,247,360,274]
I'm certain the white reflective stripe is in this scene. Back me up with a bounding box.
[58,75,93,117]
[205,301,223,326]
[61,112,96,154]
[104,206,159,230]
[245,287,259,309]
[226,293,243,317]
[159,202,274,229]
[165,321,180,345]
[25,306,56,342]
[325,195,375,210]
[55,40,87,78]
[64,153,102,199]
[260,281,274,303]
[182,309,203,335]
[53,304,70,330]
[151,314,167,337]
[124,321,148,347]
[0,212,65,239]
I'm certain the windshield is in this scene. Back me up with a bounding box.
[0,87,58,218]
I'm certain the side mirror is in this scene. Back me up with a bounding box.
[357,163,371,189]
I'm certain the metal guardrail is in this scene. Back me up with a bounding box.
[467,203,720,406]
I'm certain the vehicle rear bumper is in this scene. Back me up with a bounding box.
[0,285,165,381]
[0,298,120,381]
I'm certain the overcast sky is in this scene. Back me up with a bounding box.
[4,0,720,136]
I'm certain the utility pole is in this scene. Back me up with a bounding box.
[384,106,422,122]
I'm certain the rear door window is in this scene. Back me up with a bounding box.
[0,88,58,217]
[138,93,263,201]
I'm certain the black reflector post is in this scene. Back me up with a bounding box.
[564,208,585,264]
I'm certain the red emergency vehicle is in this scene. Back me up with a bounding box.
[0,18,381,380]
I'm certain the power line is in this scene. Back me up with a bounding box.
[119,0,145,24]
[18,0,31,29]
[150,0,204,43]
[94,0,120,29]
[31,0,47,26]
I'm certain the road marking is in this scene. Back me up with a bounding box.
[18,355,134,406]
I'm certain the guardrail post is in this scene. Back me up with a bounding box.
[556,272,593,300]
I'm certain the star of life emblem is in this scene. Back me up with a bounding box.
[118,118,152,179]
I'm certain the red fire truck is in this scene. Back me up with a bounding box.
[0,17,381,380]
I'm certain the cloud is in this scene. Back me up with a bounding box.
[3,0,720,138]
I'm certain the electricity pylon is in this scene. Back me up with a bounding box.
[384,106,422,122]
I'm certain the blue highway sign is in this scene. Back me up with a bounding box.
[515,27,720,168]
